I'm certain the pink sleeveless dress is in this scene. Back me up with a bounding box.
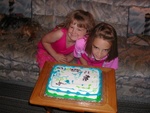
[36,28,75,68]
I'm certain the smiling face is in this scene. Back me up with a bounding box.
[67,20,87,42]
[92,38,111,60]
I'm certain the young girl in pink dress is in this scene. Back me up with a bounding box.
[36,10,95,70]
[74,22,118,70]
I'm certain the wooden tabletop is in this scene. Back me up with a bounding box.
[29,62,117,113]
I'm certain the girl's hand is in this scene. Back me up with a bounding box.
[79,57,88,65]
[54,53,67,63]
[66,53,74,63]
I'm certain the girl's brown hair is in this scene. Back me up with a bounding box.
[85,22,118,62]
[57,9,95,34]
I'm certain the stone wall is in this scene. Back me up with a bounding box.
[0,0,150,37]
[32,0,150,37]
[0,0,31,17]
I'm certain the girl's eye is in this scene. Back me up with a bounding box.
[77,28,83,31]
[78,27,86,32]
[103,49,110,52]
[70,26,73,28]
[93,45,98,49]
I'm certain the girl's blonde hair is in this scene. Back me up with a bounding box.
[57,9,95,34]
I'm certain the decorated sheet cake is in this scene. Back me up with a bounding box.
[45,64,103,102]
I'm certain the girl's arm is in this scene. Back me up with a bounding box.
[79,57,88,65]
[74,38,88,65]
[42,30,67,62]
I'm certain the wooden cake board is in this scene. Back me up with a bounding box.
[30,62,117,113]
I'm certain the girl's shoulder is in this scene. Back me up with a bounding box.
[52,27,67,33]
[52,27,67,34]
[60,28,67,33]
[75,36,87,49]
[76,36,87,44]
[46,28,64,41]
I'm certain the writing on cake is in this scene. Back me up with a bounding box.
[45,64,103,102]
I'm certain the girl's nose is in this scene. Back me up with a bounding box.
[97,50,102,58]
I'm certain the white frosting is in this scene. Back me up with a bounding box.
[45,65,102,101]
